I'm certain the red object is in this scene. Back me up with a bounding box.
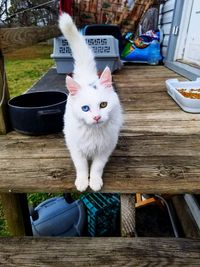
[59,0,73,15]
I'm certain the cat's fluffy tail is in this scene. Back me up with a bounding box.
[59,13,97,81]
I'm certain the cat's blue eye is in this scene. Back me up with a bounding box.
[81,105,90,112]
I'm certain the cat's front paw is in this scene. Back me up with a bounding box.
[75,178,88,192]
[89,177,103,192]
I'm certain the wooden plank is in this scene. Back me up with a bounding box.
[0,133,196,154]
[1,133,200,159]
[0,26,60,54]
[0,133,200,193]
[120,194,136,237]
[0,157,198,193]
[0,148,200,193]
[0,48,32,236]
[0,237,199,266]
[0,51,31,236]
[135,193,159,208]
[0,49,10,134]
[0,194,32,236]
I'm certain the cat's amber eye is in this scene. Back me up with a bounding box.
[100,102,107,108]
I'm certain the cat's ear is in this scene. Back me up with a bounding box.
[99,66,112,88]
[66,76,80,95]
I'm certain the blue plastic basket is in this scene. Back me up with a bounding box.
[82,193,120,237]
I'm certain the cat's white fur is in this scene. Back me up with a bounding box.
[59,13,123,191]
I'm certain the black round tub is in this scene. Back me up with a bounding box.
[8,91,67,135]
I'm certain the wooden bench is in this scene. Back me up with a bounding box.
[1,27,200,265]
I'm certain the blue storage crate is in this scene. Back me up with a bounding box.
[82,193,120,237]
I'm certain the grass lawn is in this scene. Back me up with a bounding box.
[0,42,56,236]
[4,42,54,97]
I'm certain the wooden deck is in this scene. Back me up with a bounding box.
[0,237,200,266]
[1,65,200,193]
[1,64,200,266]
[1,20,200,266]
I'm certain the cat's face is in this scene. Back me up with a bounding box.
[66,67,119,126]
[71,85,119,125]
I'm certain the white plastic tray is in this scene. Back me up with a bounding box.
[165,78,200,113]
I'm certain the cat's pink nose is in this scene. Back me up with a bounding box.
[93,115,101,122]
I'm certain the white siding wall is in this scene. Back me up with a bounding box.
[159,0,176,58]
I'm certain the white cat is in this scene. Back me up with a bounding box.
[59,13,123,192]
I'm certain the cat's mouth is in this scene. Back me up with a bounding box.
[91,119,104,126]
[93,120,103,125]
[83,119,105,126]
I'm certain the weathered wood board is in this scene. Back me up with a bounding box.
[0,237,199,266]
[0,132,200,193]
[0,65,200,193]
[0,26,61,54]
[0,50,10,134]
